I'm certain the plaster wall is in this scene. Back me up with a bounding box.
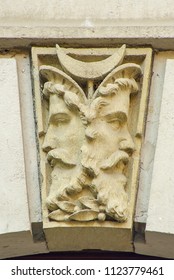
[0,0,174,27]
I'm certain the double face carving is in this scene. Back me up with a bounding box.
[40,46,142,223]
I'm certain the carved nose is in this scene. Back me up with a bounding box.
[119,136,135,156]
[42,143,52,152]
[85,127,98,141]
[42,136,53,152]
[42,131,54,152]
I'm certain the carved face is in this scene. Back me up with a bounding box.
[81,89,135,175]
[42,94,84,165]
[42,93,85,211]
[39,58,142,222]
[79,89,135,221]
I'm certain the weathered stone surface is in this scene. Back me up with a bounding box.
[32,46,152,251]
[16,53,44,241]
[56,44,126,81]
[134,52,170,225]
[135,56,174,259]
[40,46,141,223]
[0,58,29,234]
[45,222,133,252]
[0,57,47,259]
[145,59,174,257]
[1,1,174,49]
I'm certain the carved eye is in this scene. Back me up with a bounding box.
[54,118,70,125]
[51,113,71,125]
[107,119,121,130]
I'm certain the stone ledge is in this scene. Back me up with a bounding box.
[1,26,174,49]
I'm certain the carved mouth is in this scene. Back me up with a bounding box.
[116,159,128,173]
[47,148,77,167]
[116,151,131,173]
[100,150,129,170]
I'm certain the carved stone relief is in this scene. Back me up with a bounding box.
[32,45,152,228]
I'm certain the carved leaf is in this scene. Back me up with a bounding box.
[48,209,70,221]
[79,196,99,211]
[69,210,99,221]
[57,201,76,214]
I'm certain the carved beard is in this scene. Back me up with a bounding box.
[47,148,79,167]
[81,144,100,177]
[92,172,128,222]
[81,143,129,176]
[46,148,83,211]
[81,143,129,222]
